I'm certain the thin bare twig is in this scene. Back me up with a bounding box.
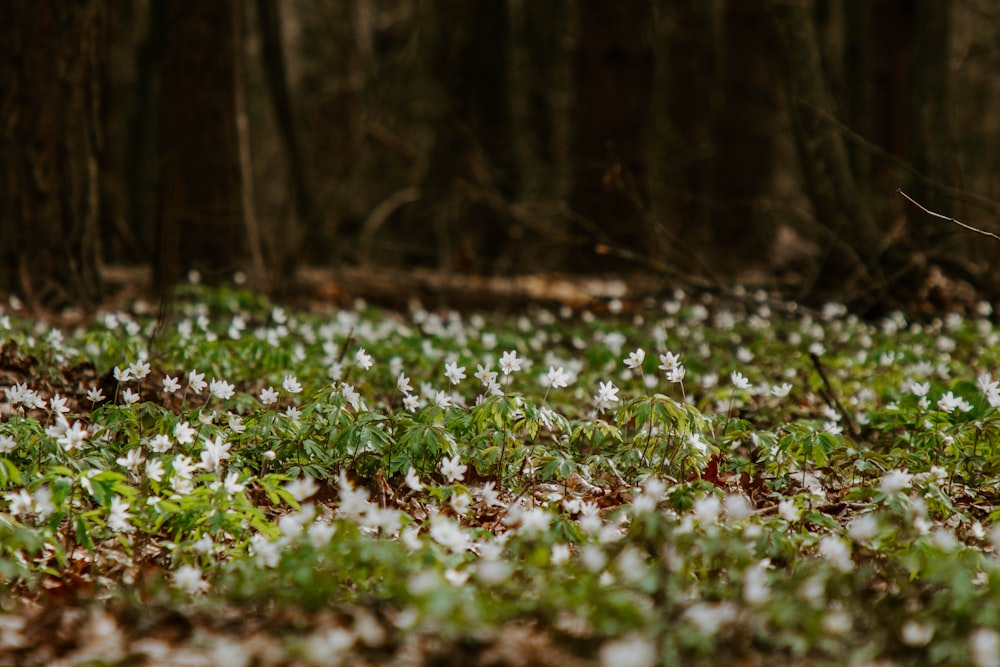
[898,189,1000,242]
[809,352,860,439]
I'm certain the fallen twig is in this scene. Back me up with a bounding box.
[898,189,1000,242]
[809,352,860,438]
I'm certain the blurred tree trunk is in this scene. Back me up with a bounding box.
[156,0,246,291]
[288,0,360,265]
[0,1,106,307]
[907,1,962,260]
[507,0,575,271]
[652,0,718,275]
[570,0,655,271]
[709,0,780,275]
[770,0,883,306]
[254,0,310,296]
[408,0,517,273]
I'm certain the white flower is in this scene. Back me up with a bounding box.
[658,352,681,372]
[259,386,279,405]
[5,489,33,517]
[475,364,498,386]
[593,381,619,412]
[86,387,106,403]
[433,391,452,410]
[822,607,853,636]
[937,391,972,413]
[404,467,424,492]
[880,469,913,496]
[227,412,246,433]
[145,459,165,483]
[116,449,145,474]
[900,620,934,647]
[173,565,209,595]
[544,366,570,389]
[341,383,362,410]
[499,350,523,376]
[162,376,180,393]
[121,388,140,405]
[172,454,196,480]
[970,628,1000,667]
[599,634,655,667]
[429,513,470,553]
[817,536,853,571]
[518,507,550,537]
[282,375,302,394]
[48,394,69,415]
[223,471,245,494]
[33,486,54,517]
[771,383,792,398]
[308,521,337,547]
[444,361,467,385]
[209,378,235,401]
[190,534,214,555]
[397,373,413,395]
[113,366,132,383]
[440,454,467,483]
[666,365,686,383]
[187,370,207,394]
[174,421,196,445]
[106,496,133,532]
[724,494,752,521]
[551,543,571,565]
[199,436,232,472]
[285,477,319,502]
[730,371,750,390]
[403,394,420,412]
[778,498,800,522]
[450,492,472,515]
[693,495,722,524]
[58,421,89,451]
[0,435,16,454]
[479,481,502,507]
[252,534,282,568]
[742,562,771,606]
[129,360,151,380]
[624,348,645,370]
[355,348,374,370]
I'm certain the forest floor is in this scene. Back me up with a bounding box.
[1,271,999,666]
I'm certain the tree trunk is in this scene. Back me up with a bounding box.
[652,0,719,276]
[254,0,310,296]
[770,0,883,306]
[570,0,655,271]
[709,0,781,275]
[908,1,960,251]
[406,0,517,273]
[0,2,106,307]
[156,0,246,291]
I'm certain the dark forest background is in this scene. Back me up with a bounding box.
[2,0,1000,314]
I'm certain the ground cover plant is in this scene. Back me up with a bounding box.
[2,285,1000,666]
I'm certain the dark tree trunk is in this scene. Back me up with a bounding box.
[908,1,960,249]
[156,0,246,291]
[0,2,106,307]
[708,0,781,275]
[407,0,517,273]
[770,0,884,306]
[653,0,719,275]
[255,0,311,296]
[570,0,655,271]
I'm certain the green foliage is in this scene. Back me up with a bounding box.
[1,287,1000,664]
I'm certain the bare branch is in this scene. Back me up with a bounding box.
[898,189,1000,242]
